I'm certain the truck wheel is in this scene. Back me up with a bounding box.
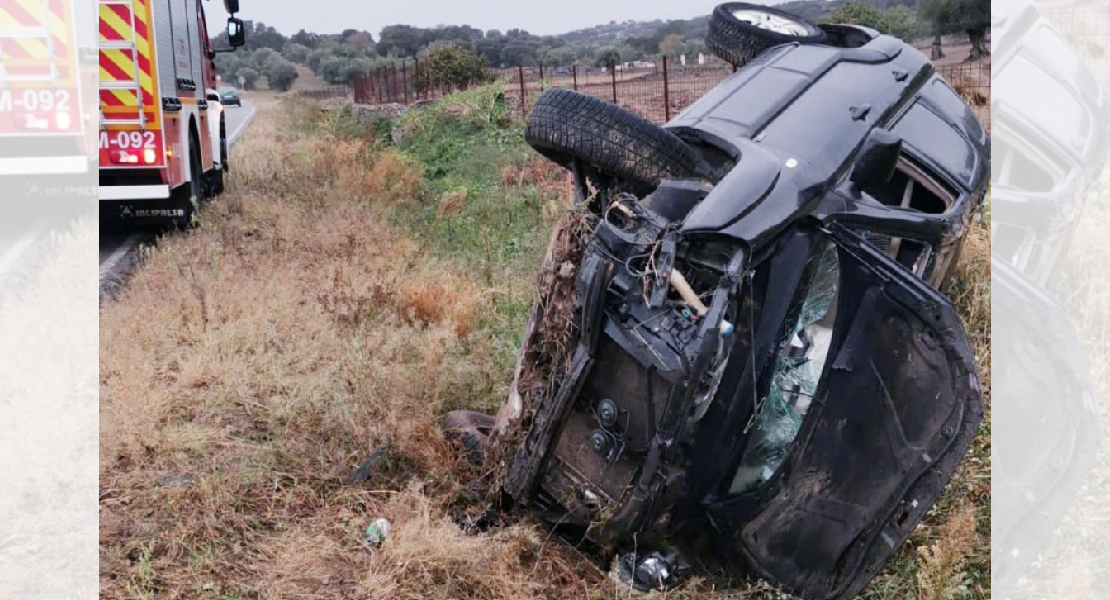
[707,2,826,68]
[173,134,202,228]
[525,88,700,195]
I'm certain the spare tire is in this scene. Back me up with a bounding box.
[525,88,700,195]
[707,2,826,68]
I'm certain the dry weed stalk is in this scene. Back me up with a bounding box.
[915,505,979,600]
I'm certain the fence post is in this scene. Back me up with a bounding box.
[572,65,578,91]
[518,65,526,116]
[539,64,544,91]
[611,66,617,104]
[402,60,409,104]
[392,63,400,103]
[663,56,671,122]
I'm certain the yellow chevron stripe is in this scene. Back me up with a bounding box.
[0,6,47,57]
[0,0,71,55]
[111,90,134,105]
[98,3,129,40]
[101,49,135,75]
[9,0,70,42]
[98,3,154,102]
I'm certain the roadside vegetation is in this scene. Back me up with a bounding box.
[100,86,991,599]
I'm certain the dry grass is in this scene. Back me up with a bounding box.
[100,93,993,599]
[0,218,98,599]
[100,96,539,599]
[915,506,980,600]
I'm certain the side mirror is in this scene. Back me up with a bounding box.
[227,17,246,48]
[224,0,240,14]
[850,128,902,187]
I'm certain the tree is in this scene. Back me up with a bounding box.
[290,29,320,49]
[377,24,425,57]
[825,1,925,42]
[341,57,375,82]
[881,6,925,42]
[826,2,889,32]
[500,43,538,67]
[596,47,621,69]
[307,47,333,72]
[252,47,280,69]
[426,43,489,90]
[919,0,990,59]
[236,66,260,90]
[242,21,285,52]
[265,58,299,92]
[283,42,311,64]
[215,52,245,82]
[658,33,685,58]
[345,31,375,52]
[318,56,349,84]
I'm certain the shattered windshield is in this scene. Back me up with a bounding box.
[730,238,839,494]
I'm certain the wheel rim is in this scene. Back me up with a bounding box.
[731,9,813,36]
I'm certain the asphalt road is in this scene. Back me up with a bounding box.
[97,100,257,298]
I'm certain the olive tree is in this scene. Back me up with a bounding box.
[919,0,990,60]
[426,43,489,90]
[265,57,299,92]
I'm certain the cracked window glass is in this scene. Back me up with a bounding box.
[730,238,839,494]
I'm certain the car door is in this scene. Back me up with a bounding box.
[705,223,983,600]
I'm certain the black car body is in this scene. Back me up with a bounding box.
[470,17,989,600]
[989,0,1105,595]
[991,0,1108,284]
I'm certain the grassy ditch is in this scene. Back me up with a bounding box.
[100,87,991,599]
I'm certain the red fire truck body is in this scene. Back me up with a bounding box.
[98,0,237,224]
[0,0,87,177]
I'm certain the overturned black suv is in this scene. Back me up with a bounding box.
[447,4,989,600]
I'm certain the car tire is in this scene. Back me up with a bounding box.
[525,88,700,195]
[707,2,826,68]
[208,119,228,196]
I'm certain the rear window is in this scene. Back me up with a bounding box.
[892,103,979,188]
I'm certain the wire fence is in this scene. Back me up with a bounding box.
[297,84,352,100]
[350,53,991,129]
[1041,2,1110,94]
[350,57,479,106]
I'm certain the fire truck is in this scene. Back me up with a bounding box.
[0,0,88,180]
[98,0,245,225]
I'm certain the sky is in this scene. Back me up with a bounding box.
[202,0,784,38]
